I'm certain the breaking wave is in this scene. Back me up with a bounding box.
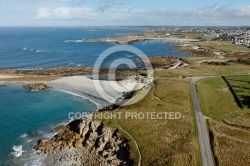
[11,145,24,157]
[20,133,28,138]
[22,47,44,53]
[63,39,85,43]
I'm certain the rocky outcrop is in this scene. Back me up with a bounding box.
[203,61,230,66]
[229,58,250,65]
[98,104,120,112]
[23,83,52,91]
[34,118,133,165]
[50,124,67,133]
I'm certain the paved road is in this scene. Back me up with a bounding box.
[190,77,214,166]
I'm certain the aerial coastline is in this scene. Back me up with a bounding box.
[0,54,187,165]
[1,0,250,165]
[0,26,249,166]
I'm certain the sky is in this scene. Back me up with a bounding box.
[0,0,250,26]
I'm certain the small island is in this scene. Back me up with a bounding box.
[23,83,52,91]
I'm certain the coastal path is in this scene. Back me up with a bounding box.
[190,77,214,166]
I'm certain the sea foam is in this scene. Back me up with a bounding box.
[22,47,44,53]
[11,145,24,157]
[20,133,28,138]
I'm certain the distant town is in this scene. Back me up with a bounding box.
[146,26,250,47]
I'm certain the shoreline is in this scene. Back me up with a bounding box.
[0,56,184,165]
[0,81,101,165]
[7,87,100,166]
[54,89,103,110]
[33,75,153,165]
[0,74,148,165]
[46,75,147,106]
[0,74,151,110]
[85,36,200,44]
[33,76,150,165]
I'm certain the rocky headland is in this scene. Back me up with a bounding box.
[34,118,133,165]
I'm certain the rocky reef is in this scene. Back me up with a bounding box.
[23,83,52,91]
[34,118,133,165]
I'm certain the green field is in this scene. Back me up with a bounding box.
[195,41,250,53]
[226,75,250,108]
[196,77,241,120]
[170,33,207,40]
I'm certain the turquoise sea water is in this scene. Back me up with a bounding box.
[0,84,97,165]
[0,27,189,165]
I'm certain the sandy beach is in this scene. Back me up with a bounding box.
[47,75,146,108]
[0,74,147,108]
[0,74,21,79]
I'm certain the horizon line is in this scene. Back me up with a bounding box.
[0,25,250,27]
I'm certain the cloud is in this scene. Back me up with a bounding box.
[97,0,121,12]
[97,0,133,12]
[23,0,85,6]
[35,4,250,25]
[35,7,133,21]
[146,4,250,23]
[36,7,93,19]
[0,0,4,9]
[237,5,250,17]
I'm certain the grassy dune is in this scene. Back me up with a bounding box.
[93,59,250,165]
[208,118,250,166]
[95,77,200,165]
